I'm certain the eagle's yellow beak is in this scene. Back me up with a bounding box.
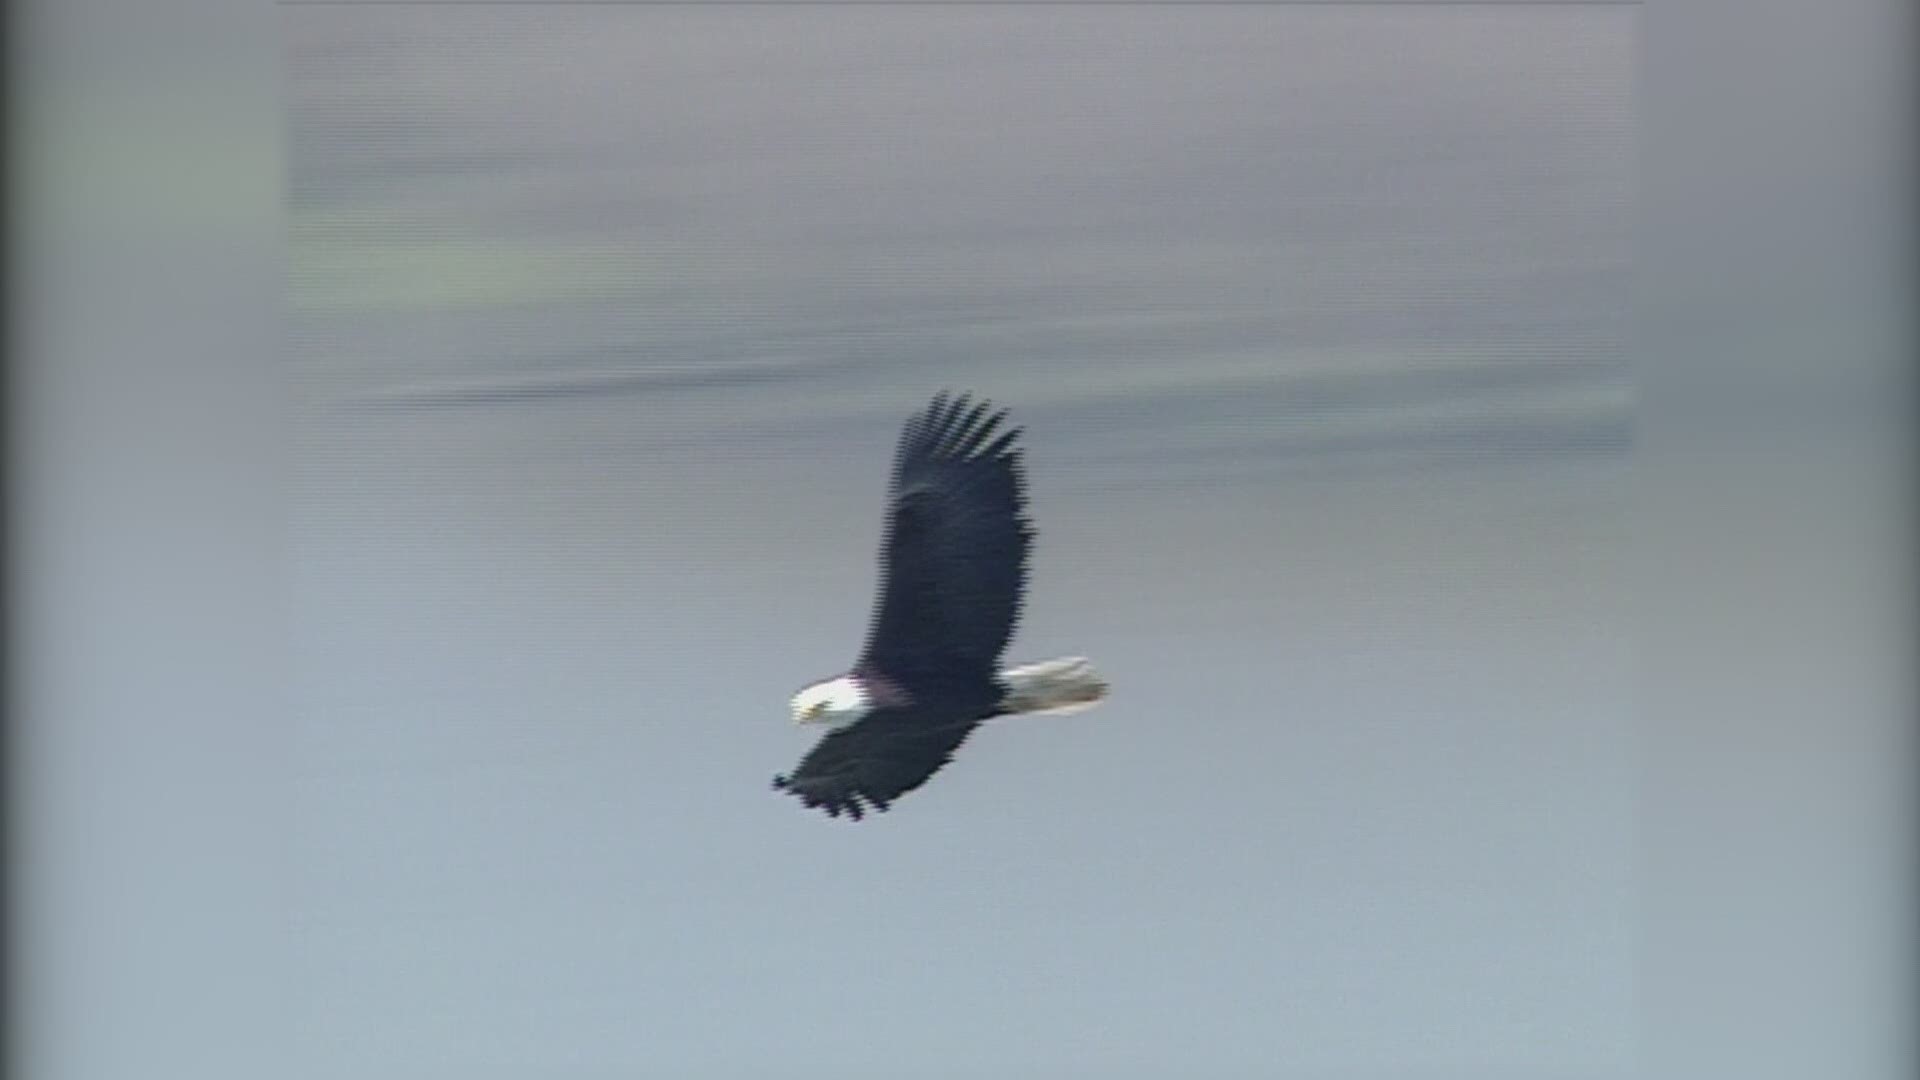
[794,702,824,726]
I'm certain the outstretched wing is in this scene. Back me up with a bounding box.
[772,709,981,820]
[857,391,1032,689]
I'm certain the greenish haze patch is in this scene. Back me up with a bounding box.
[290,219,660,314]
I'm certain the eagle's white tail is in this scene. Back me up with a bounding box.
[998,656,1109,717]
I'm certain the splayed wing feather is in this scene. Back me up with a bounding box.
[857,390,1032,687]
[771,708,979,820]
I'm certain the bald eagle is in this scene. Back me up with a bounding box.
[772,391,1108,820]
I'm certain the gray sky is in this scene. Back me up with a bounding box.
[288,7,1633,1077]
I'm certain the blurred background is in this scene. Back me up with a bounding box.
[12,1,1909,1079]
[285,6,1631,1078]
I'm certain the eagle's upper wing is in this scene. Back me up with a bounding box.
[772,710,980,820]
[855,392,1032,687]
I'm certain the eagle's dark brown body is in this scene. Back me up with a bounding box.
[771,392,1043,820]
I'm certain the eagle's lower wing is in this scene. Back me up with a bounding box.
[857,392,1032,685]
[772,711,980,820]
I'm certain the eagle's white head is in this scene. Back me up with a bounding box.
[791,675,870,730]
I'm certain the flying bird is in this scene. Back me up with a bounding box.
[772,391,1108,820]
